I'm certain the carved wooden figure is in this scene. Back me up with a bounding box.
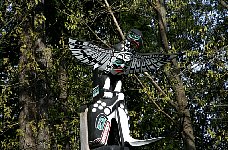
[69,29,175,149]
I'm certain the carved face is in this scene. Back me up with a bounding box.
[126,29,143,51]
[111,52,132,75]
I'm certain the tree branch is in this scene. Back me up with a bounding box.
[144,72,178,110]
[147,0,169,52]
[220,0,228,9]
[133,74,175,123]
[55,7,111,48]
[82,22,111,48]
[104,0,125,40]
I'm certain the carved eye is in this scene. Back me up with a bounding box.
[129,32,140,40]
[115,59,124,64]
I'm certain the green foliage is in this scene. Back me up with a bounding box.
[0,0,227,149]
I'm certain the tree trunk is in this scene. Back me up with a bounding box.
[148,0,196,149]
[35,1,52,149]
[58,64,67,101]
[36,39,50,150]
[19,1,50,149]
[19,31,50,150]
[18,36,37,149]
[58,62,69,149]
[171,65,196,150]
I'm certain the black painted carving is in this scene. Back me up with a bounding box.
[69,29,175,149]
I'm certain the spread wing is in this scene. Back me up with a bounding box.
[125,53,176,74]
[69,38,114,71]
[69,38,176,74]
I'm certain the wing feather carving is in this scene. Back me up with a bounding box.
[69,38,176,74]
[125,53,175,74]
[69,38,113,71]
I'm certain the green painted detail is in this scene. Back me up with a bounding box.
[93,85,99,97]
[96,116,107,130]
[128,32,141,40]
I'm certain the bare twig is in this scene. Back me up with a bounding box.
[55,7,111,48]
[134,74,175,122]
[220,0,228,9]
[144,72,167,96]
[144,72,178,110]
[103,0,125,40]
[82,22,111,48]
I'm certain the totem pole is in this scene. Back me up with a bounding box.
[69,29,176,150]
